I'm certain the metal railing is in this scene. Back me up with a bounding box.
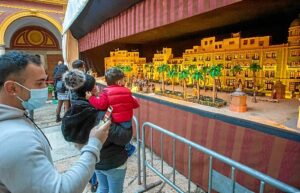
[139,122,300,193]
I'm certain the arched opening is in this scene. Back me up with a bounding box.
[4,16,63,81]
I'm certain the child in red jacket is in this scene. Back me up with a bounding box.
[86,67,139,156]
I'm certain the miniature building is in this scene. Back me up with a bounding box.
[104,49,146,78]
[150,14,300,99]
[104,15,300,99]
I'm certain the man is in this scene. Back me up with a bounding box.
[70,59,89,103]
[53,60,69,122]
[70,59,99,192]
[53,60,63,100]
[0,52,110,193]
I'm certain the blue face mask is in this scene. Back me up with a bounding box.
[15,82,48,110]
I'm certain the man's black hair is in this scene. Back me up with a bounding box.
[72,59,85,69]
[0,51,41,88]
[105,67,124,85]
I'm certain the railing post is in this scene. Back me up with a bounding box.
[142,123,147,188]
[133,116,142,185]
[208,156,213,193]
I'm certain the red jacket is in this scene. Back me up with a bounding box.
[89,85,139,123]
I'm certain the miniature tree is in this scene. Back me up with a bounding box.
[249,62,262,103]
[167,67,178,94]
[157,64,169,93]
[201,66,210,91]
[209,64,222,103]
[116,64,132,84]
[191,70,204,100]
[178,69,189,99]
[231,64,243,88]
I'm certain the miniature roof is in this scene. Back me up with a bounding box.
[290,14,300,27]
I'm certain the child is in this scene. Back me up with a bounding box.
[86,67,140,156]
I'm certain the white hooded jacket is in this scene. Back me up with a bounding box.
[0,104,102,193]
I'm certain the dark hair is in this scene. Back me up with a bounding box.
[105,67,124,85]
[76,74,95,97]
[72,59,85,69]
[0,51,41,88]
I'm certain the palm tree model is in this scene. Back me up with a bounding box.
[178,69,189,99]
[249,62,262,103]
[209,64,222,103]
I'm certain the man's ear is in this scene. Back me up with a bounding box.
[3,81,18,96]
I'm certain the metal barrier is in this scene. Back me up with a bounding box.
[132,116,142,185]
[139,122,300,193]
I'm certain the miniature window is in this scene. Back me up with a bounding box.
[245,71,249,77]
[234,54,238,59]
[246,54,250,59]
[250,39,255,44]
[215,45,218,49]
[205,41,208,45]
[219,45,222,48]
[259,41,264,46]
[289,83,294,91]
[229,41,234,45]
[290,71,295,78]
[270,71,275,78]
[265,71,269,78]
[243,40,248,45]
[272,53,277,58]
[210,40,213,44]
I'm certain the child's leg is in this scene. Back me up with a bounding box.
[95,170,109,193]
[89,172,97,185]
[125,142,136,156]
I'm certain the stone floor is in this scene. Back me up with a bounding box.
[34,102,205,193]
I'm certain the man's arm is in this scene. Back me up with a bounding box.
[0,133,101,193]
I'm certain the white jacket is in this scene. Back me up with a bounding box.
[0,104,102,193]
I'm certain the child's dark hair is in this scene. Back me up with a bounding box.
[105,67,124,85]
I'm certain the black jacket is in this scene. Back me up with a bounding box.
[61,98,132,170]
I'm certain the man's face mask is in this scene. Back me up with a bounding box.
[15,82,48,110]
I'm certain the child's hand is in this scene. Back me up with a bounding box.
[91,88,97,96]
[86,92,93,100]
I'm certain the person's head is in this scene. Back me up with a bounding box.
[105,67,125,86]
[72,59,86,71]
[0,51,47,110]
[58,60,63,65]
[63,69,95,98]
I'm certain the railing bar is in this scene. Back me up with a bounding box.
[231,167,236,193]
[146,162,185,193]
[259,181,265,193]
[208,156,213,193]
[133,116,142,185]
[172,138,176,184]
[151,127,153,166]
[188,146,192,193]
[161,132,164,174]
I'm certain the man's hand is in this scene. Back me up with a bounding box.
[89,120,111,144]
[86,92,93,100]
